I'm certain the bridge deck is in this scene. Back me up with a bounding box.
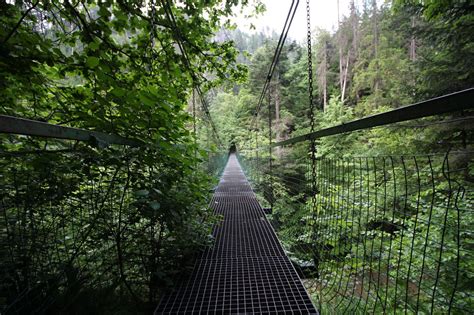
[155,154,317,314]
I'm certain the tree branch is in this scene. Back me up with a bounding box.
[2,0,40,45]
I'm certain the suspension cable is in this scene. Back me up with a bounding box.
[161,0,222,148]
[193,88,197,159]
[306,0,320,279]
[149,0,156,70]
[256,115,259,183]
[268,88,273,210]
[306,0,317,198]
[307,0,316,138]
[250,0,300,130]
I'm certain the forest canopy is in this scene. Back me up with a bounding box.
[0,0,251,313]
[0,0,473,313]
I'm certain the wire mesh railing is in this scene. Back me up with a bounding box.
[239,91,473,314]
[206,151,229,180]
[1,143,142,313]
[0,117,227,314]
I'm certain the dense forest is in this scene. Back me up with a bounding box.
[0,0,248,313]
[205,0,473,313]
[0,0,473,314]
[209,0,473,152]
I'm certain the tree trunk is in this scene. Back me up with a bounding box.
[373,0,378,60]
[341,55,350,103]
[323,44,327,111]
[373,0,380,93]
[338,0,352,104]
[351,0,358,55]
[350,0,359,102]
[274,73,281,157]
[337,0,343,94]
[317,40,328,111]
[410,16,416,61]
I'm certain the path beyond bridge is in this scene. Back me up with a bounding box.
[155,154,318,314]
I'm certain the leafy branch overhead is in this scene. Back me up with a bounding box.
[0,0,250,313]
[0,0,247,142]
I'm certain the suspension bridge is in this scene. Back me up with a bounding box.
[1,87,472,314]
[155,154,317,314]
[1,0,473,314]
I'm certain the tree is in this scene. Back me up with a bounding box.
[394,0,474,96]
[315,29,332,110]
[0,0,251,312]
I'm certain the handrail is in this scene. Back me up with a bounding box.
[272,88,474,147]
[0,115,142,147]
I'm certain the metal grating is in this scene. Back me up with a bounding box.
[212,201,265,221]
[156,257,316,314]
[155,154,318,314]
[211,194,260,204]
[202,220,285,259]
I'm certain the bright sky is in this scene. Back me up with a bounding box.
[233,0,354,42]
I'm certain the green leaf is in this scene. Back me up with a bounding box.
[134,189,149,196]
[138,91,156,106]
[111,87,126,97]
[86,56,100,68]
[149,201,161,210]
[89,42,100,51]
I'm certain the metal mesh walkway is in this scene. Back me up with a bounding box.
[155,154,318,314]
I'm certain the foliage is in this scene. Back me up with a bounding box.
[209,0,473,313]
[0,0,249,313]
[1,0,473,313]
[394,0,474,96]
